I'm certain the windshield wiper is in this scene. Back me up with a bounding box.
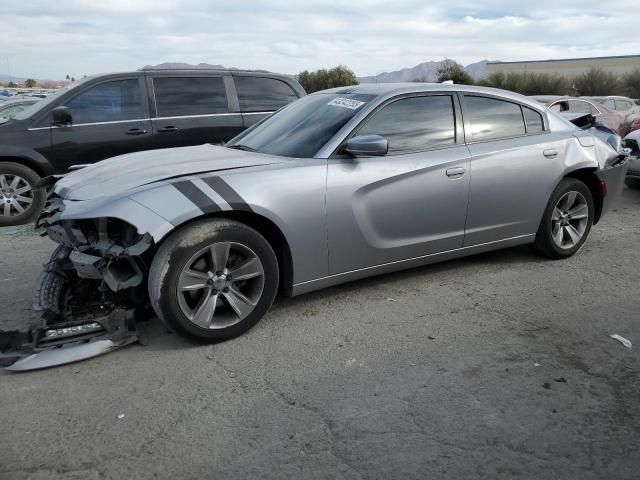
[227,144,257,152]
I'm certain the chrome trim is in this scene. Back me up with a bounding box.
[152,113,243,121]
[27,118,149,130]
[291,234,535,296]
[242,111,274,115]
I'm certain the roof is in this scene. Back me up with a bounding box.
[488,54,640,65]
[315,83,546,110]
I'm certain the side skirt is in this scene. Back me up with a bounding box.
[291,234,535,296]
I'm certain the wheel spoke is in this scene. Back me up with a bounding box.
[0,175,8,189]
[552,223,564,246]
[8,176,20,188]
[178,269,210,292]
[13,201,24,214]
[568,203,588,220]
[563,191,577,211]
[3,202,10,217]
[14,186,31,195]
[223,286,256,319]
[552,207,562,221]
[14,195,33,205]
[228,257,263,281]
[564,224,581,245]
[210,242,230,272]
[191,290,218,328]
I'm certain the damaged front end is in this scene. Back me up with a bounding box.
[1,196,156,371]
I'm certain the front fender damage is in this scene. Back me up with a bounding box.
[1,197,157,372]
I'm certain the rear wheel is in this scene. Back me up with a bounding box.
[148,219,279,341]
[532,178,594,259]
[0,161,46,226]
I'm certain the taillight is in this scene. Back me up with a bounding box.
[598,180,608,198]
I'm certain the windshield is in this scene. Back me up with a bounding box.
[227,93,376,158]
[13,77,91,121]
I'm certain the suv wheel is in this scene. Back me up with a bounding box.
[0,162,46,226]
[532,178,594,259]
[148,218,279,341]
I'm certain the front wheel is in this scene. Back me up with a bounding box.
[0,161,46,226]
[148,219,279,341]
[532,178,594,259]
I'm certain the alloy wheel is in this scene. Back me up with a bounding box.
[176,241,265,329]
[551,190,589,249]
[0,174,33,218]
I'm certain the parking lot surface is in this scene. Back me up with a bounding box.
[1,188,639,479]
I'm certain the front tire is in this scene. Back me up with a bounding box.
[148,219,279,341]
[532,178,594,259]
[0,161,46,226]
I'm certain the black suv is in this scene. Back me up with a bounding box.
[0,69,305,225]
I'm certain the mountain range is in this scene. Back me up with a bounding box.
[357,60,490,83]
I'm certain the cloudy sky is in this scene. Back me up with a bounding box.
[1,0,638,80]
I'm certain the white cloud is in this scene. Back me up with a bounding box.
[1,1,638,80]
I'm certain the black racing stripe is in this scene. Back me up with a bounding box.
[202,176,253,212]
[172,181,221,214]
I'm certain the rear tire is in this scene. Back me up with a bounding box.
[625,178,640,189]
[532,178,594,259]
[148,218,279,342]
[0,161,46,226]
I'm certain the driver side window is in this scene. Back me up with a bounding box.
[357,95,456,155]
[65,79,143,124]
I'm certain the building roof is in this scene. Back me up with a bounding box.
[487,54,640,65]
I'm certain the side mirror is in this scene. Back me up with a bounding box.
[344,135,388,157]
[51,106,72,126]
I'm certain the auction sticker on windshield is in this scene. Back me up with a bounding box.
[328,98,365,110]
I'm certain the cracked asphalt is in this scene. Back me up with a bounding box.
[1,187,640,479]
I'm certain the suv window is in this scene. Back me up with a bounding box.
[616,99,632,111]
[357,95,456,154]
[153,76,228,117]
[601,99,615,109]
[235,77,299,112]
[65,79,142,124]
[465,96,525,141]
[523,106,544,133]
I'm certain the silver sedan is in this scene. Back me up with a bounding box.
[5,83,629,370]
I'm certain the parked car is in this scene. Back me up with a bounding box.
[0,69,305,226]
[531,96,626,135]
[587,96,640,135]
[3,83,628,370]
[0,97,39,120]
[623,129,640,188]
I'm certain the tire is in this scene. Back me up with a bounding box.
[148,218,279,342]
[625,178,640,189]
[532,178,594,259]
[0,161,46,227]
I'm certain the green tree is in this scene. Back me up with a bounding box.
[71,77,75,82]
[483,71,570,95]
[621,69,640,99]
[7,81,18,88]
[24,78,37,88]
[573,67,621,96]
[296,65,358,93]
[436,60,474,85]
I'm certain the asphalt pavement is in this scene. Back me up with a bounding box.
[1,187,639,479]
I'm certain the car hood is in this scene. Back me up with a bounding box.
[55,144,284,201]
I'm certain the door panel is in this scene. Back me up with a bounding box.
[464,134,568,246]
[327,146,471,274]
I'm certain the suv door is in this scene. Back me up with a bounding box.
[326,93,470,274]
[48,77,152,171]
[233,75,301,128]
[461,94,567,245]
[149,74,242,148]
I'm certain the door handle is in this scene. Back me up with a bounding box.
[446,167,466,178]
[125,128,148,136]
[543,149,559,158]
[157,126,179,133]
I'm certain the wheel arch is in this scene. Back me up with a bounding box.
[0,155,52,178]
[160,210,295,296]
[563,167,604,224]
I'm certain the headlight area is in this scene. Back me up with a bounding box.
[1,218,155,372]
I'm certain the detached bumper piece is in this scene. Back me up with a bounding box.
[1,245,143,372]
[1,310,138,372]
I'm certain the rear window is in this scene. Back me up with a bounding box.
[465,96,526,141]
[234,76,299,112]
[523,106,544,133]
[153,76,228,117]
